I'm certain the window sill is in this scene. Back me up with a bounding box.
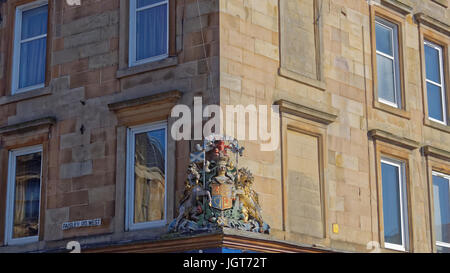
[126,221,168,232]
[278,67,326,91]
[373,100,411,120]
[0,87,51,106]
[424,118,450,134]
[383,247,408,253]
[116,56,178,79]
[0,240,41,252]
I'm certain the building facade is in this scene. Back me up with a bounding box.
[0,0,448,253]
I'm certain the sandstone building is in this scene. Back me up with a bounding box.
[0,0,448,253]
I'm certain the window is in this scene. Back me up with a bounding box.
[279,0,325,90]
[425,41,447,125]
[126,122,167,230]
[381,158,409,251]
[432,171,450,253]
[129,0,169,67]
[277,99,336,240]
[286,129,324,238]
[5,146,43,245]
[11,1,48,94]
[375,17,402,108]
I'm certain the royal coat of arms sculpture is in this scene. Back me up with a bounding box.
[169,135,270,234]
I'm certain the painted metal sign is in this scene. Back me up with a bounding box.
[62,218,102,231]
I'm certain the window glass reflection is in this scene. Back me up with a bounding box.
[134,129,166,223]
[13,151,42,239]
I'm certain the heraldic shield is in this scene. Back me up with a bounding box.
[169,136,270,234]
[211,182,233,210]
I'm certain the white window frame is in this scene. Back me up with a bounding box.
[375,17,401,109]
[432,171,450,251]
[125,121,168,231]
[11,0,48,95]
[424,41,447,125]
[380,158,409,252]
[5,145,43,246]
[129,0,169,67]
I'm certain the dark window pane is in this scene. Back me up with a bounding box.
[376,22,393,56]
[427,82,444,122]
[19,38,47,89]
[136,4,168,60]
[381,162,403,246]
[425,44,441,84]
[433,175,450,244]
[134,128,166,223]
[13,151,42,239]
[21,5,48,40]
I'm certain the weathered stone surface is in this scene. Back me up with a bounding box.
[60,161,93,179]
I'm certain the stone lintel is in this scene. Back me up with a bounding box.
[368,129,420,150]
[431,0,448,8]
[275,99,338,125]
[423,145,450,161]
[0,117,57,136]
[380,0,413,16]
[415,12,450,36]
[108,90,182,112]
[108,90,182,126]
